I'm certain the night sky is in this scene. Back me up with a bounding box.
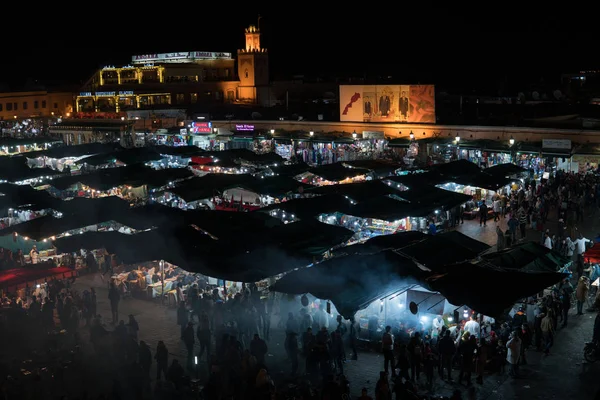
[2,10,594,92]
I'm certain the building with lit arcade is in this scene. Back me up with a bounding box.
[75,25,270,114]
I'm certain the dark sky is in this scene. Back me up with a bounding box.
[3,9,594,92]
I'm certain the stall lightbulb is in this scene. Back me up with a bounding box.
[398,303,404,308]
[447,317,453,322]
[270,129,275,134]
[380,300,384,305]
[309,131,314,137]
[409,132,415,140]
[509,136,515,145]
[420,316,428,322]
[352,132,357,139]
[194,356,198,365]
[455,135,460,142]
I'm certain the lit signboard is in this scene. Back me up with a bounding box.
[191,121,212,134]
[79,92,92,97]
[235,124,255,132]
[96,91,116,97]
[119,91,134,96]
[131,51,232,64]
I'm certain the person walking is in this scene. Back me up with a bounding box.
[183,322,195,370]
[197,311,212,363]
[155,341,169,380]
[506,330,522,378]
[381,326,396,377]
[108,282,120,324]
[177,301,189,339]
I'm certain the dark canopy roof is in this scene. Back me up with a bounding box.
[444,172,513,191]
[0,156,64,182]
[0,137,60,147]
[169,174,256,202]
[270,250,428,318]
[342,160,401,174]
[481,242,571,273]
[76,147,163,166]
[347,196,430,220]
[0,196,131,240]
[0,183,61,211]
[201,149,283,165]
[48,165,193,190]
[53,218,353,282]
[270,162,310,177]
[438,230,492,255]
[241,176,313,198]
[308,163,369,181]
[152,145,204,157]
[25,143,119,160]
[428,159,482,179]
[428,262,567,316]
[305,180,399,202]
[332,231,427,256]
[399,233,489,270]
[260,194,350,219]
[485,163,529,177]
[386,172,446,188]
[398,186,472,210]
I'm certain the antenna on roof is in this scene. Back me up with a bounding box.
[257,14,262,31]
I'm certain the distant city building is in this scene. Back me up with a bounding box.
[76,25,270,114]
[0,91,73,120]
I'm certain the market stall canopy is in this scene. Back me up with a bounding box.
[75,147,163,166]
[442,172,514,191]
[0,156,64,182]
[307,163,370,182]
[153,145,205,157]
[481,242,571,273]
[305,180,400,202]
[0,196,131,241]
[427,262,567,316]
[343,160,401,175]
[270,162,310,177]
[347,195,430,220]
[386,172,446,188]
[25,143,120,160]
[270,250,428,318]
[428,159,482,179]
[485,163,529,177]
[333,231,427,256]
[168,174,256,202]
[259,194,350,219]
[47,164,193,191]
[0,137,60,148]
[398,232,489,270]
[0,266,77,290]
[437,230,492,255]
[399,186,472,210]
[241,176,313,198]
[0,183,61,211]
[201,149,283,166]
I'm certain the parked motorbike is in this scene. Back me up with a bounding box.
[584,341,598,363]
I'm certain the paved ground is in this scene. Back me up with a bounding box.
[68,208,600,399]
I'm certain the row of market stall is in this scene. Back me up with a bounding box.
[0,142,570,335]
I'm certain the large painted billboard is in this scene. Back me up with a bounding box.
[339,85,435,123]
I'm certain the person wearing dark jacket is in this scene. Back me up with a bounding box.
[438,330,456,381]
[138,340,152,378]
[155,341,169,380]
[177,301,189,338]
[183,322,195,369]
[108,283,120,324]
[250,333,268,366]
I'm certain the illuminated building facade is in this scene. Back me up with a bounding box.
[0,91,74,120]
[76,25,270,113]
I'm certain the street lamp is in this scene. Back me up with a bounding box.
[409,131,415,140]
[352,131,357,139]
[270,129,275,134]
[309,131,314,137]
[509,136,515,145]
[455,135,460,142]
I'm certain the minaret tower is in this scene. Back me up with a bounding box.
[237,22,270,105]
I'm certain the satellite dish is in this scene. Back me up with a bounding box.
[532,91,540,100]
[409,301,419,315]
[554,90,562,100]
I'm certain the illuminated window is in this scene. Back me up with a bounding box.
[176,93,185,104]
[190,93,198,104]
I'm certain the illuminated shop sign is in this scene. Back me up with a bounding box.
[96,91,116,97]
[79,92,92,97]
[191,121,212,134]
[119,91,134,96]
[235,124,255,131]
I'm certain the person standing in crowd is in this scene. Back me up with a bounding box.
[197,311,211,363]
[496,225,505,251]
[506,330,522,378]
[250,333,268,366]
[349,316,359,360]
[381,325,395,377]
[479,202,488,227]
[108,282,120,324]
[458,332,476,386]
[493,196,502,222]
[574,232,591,279]
[407,331,424,382]
[464,314,480,338]
[177,301,189,338]
[576,276,590,316]
[29,245,39,265]
[438,329,455,382]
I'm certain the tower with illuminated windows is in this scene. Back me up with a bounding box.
[237,25,270,105]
